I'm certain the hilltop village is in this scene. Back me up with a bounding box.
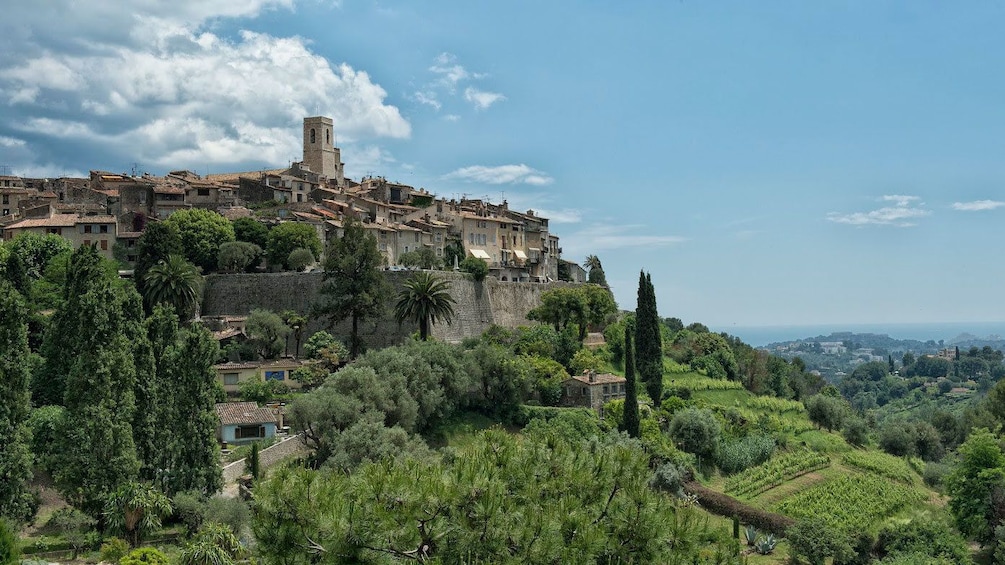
[1,116,575,284]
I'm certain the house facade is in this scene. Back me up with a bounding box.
[215,401,278,445]
[214,359,304,396]
[560,371,627,413]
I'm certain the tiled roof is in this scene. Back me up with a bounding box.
[76,215,116,223]
[566,372,626,386]
[6,214,79,229]
[215,402,277,426]
[205,168,288,183]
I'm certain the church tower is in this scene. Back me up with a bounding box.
[303,116,344,186]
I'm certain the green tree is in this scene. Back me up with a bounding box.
[142,254,203,321]
[216,241,261,272]
[805,394,847,432]
[635,271,663,407]
[49,508,96,560]
[585,254,608,286]
[232,217,269,249]
[315,216,390,358]
[443,240,465,269]
[527,286,588,337]
[459,255,489,281]
[393,272,456,341]
[0,519,20,565]
[266,222,322,269]
[103,482,173,547]
[5,232,72,281]
[245,309,290,360]
[254,430,703,564]
[668,407,721,462]
[247,443,261,481]
[282,311,308,357]
[287,247,315,271]
[0,282,36,524]
[50,247,142,515]
[621,326,640,438]
[134,222,183,302]
[164,209,236,271]
[946,428,1005,542]
[120,547,170,565]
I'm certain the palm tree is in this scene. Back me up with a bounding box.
[584,254,603,272]
[143,254,203,321]
[394,272,457,341]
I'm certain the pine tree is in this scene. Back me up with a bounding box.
[635,271,663,407]
[51,246,140,515]
[0,282,37,524]
[621,325,640,439]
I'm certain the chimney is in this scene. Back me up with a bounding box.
[585,369,595,383]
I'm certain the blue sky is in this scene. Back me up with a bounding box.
[2,1,1005,328]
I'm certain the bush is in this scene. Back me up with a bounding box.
[668,407,721,461]
[217,241,262,272]
[204,497,250,536]
[0,519,20,565]
[923,461,951,489]
[842,416,870,447]
[879,422,916,457]
[119,547,170,565]
[172,491,206,537]
[459,257,488,281]
[287,247,315,272]
[788,517,849,565]
[651,462,685,496]
[874,516,972,564]
[100,537,130,564]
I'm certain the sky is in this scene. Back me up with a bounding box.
[2,1,1005,328]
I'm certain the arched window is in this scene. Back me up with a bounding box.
[310,128,316,144]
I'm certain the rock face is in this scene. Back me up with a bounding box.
[201,271,574,345]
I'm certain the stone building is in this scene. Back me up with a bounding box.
[560,370,627,414]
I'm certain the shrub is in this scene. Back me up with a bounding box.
[650,462,685,496]
[668,407,721,461]
[459,257,488,281]
[922,461,950,489]
[842,416,870,447]
[874,515,972,564]
[204,497,250,536]
[287,247,315,272]
[119,547,169,565]
[172,491,206,537]
[217,241,261,272]
[0,519,20,565]
[788,517,849,565]
[879,422,916,457]
[100,537,130,564]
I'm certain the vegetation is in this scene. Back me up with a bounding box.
[0,281,36,524]
[636,270,663,406]
[775,474,926,533]
[216,241,262,272]
[245,308,291,359]
[724,451,831,497]
[842,450,917,484]
[265,222,321,269]
[621,325,640,438]
[393,271,456,340]
[459,255,488,281]
[315,216,390,358]
[142,254,203,320]
[164,208,236,271]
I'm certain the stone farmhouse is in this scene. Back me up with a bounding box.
[1,116,572,283]
[561,370,627,414]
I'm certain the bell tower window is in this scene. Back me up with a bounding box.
[310,129,316,144]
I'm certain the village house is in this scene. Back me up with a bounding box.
[3,213,119,260]
[214,359,304,396]
[214,401,279,446]
[560,370,627,414]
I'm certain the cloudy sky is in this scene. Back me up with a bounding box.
[2,1,1005,329]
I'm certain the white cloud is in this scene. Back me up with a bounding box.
[534,208,583,224]
[463,86,506,110]
[444,164,553,185]
[561,225,687,258]
[827,195,931,227]
[0,136,26,147]
[429,53,472,92]
[413,91,441,111]
[443,114,461,122]
[952,200,1005,212]
[0,0,409,172]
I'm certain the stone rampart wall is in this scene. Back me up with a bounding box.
[201,270,574,345]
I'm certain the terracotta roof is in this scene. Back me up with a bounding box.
[218,206,252,220]
[211,328,245,341]
[204,168,288,183]
[6,214,78,229]
[75,215,116,223]
[153,186,186,195]
[214,361,260,371]
[215,402,277,426]
[566,372,626,386]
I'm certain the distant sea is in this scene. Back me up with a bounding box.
[711,322,1005,348]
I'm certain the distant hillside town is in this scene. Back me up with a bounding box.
[1,116,575,283]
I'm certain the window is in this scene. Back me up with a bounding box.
[619,384,625,393]
[436,247,442,256]
[235,425,266,439]
[100,240,107,251]
[435,233,442,242]
[297,194,303,203]
[264,371,285,382]
[197,188,210,196]
[1,195,8,204]
[603,385,609,394]
[326,129,330,144]
[99,224,109,233]
[310,128,316,144]
[414,232,419,242]
[223,373,239,385]
[83,224,93,234]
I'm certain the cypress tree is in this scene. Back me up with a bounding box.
[621,325,640,439]
[51,246,140,515]
[0,282,37,524]
[636,271,663,407]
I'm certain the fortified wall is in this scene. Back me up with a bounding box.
[201,271,572,346]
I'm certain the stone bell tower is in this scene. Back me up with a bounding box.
[303,116,344,186]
